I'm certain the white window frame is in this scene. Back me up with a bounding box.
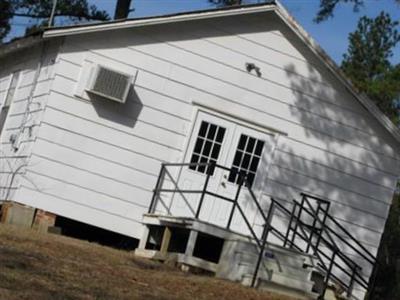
[0,71,21,138]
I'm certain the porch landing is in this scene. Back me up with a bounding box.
[135,214,322,300]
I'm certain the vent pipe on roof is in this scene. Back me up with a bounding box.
[114,0,132,20]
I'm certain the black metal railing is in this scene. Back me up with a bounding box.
[149,161,277,288]
[149,161,377,299]
[149,162,269,248]
[270,194,374,298]
[294,193,376,297]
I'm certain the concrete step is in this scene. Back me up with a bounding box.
[236,249,312,270]
[241,266,315,293]
[140,214,323,299]
[232,239,319,267]
[135,248,218,272]
[236,243,322,300]
[242,274,320,300]
[142,214,253,242]
[237,259,312,281]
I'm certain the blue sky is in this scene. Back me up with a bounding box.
[7,0,400,64]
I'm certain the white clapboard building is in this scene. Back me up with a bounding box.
[1,2,399,299]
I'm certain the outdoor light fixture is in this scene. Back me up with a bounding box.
[245,62,261,77]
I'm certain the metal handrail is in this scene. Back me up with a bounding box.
[266,196,369,297]
[293,194,375,294]
[232,173,373,295]
[150,162,267,248]
[292,199,355,265]
[234,182,371,295]
[301,193,376,264]
[149,161,376,298]
[297,198,374,268]
[266,201,358,293]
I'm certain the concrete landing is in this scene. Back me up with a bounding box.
[135,214,323,299]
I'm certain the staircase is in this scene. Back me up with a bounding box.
[219,238,320,299]
[136,214,322,299]
[139,161,377,299]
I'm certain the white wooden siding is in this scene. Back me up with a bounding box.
[29,15,398,241]
[0,42,58,201]
[2,13,397,297]
[16,184,141,237]
[61,33,398,162]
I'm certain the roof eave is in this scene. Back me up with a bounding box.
[42,4,276,38]
[0,35,43,59]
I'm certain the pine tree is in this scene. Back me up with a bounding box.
[315,0,400,23]
[1,0,109,42]
[341,12,400,123]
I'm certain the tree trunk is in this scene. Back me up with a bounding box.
[114,0,132,20]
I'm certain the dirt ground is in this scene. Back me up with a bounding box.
[0,224,296,300]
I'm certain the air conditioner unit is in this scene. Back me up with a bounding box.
[86,65,133,103]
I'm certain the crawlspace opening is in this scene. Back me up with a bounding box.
[310,270,325,294]
[145,225,164,250]
[55,216,138,250]
[145,225,190,253]
[167,227,190,253]
[193,232,224,263]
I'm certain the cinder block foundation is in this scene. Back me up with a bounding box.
[32,209,56,233]
[0,201,35,227]
[0,202,56,234]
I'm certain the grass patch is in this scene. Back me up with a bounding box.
[0,224,294,300]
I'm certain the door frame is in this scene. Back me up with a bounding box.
[168,104,284,214]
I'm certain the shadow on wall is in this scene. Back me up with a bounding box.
[88,85,143,128]
[281,60,393,234]
[276,61,391,296]
[59,11,398,293]
[238,27,399,294]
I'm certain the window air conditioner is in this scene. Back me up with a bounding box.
[86,65,132,103]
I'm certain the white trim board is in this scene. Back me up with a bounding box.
[192,101,287,137]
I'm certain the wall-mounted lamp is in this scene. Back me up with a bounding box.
[245,63,262,77]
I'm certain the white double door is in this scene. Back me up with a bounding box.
[170,111,276,235]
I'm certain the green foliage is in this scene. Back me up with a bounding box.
[315,0,400,23]
[341,12,400,124]
[1,0,109,42]
[0,1,13,40]
[372,193,400,299]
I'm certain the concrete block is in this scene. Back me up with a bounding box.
[216,239,241,280]
[185,230,198,256]
[32,209,56,233]
[237,260,311,281]
[256,277,319,300]
[0,202,35,227]
[176,253,217,273]
[134,248,168,260]
[138,226,150,249]
[324,288,338,300]
[48,226,62,235]
[160,226,172,255]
